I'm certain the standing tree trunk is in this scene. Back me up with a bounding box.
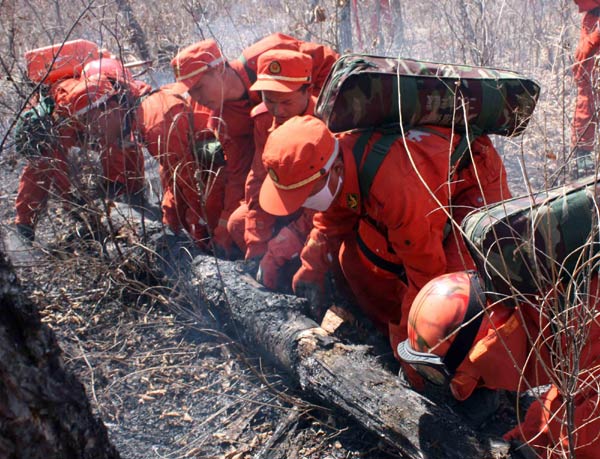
[338,0,353,53]
[114,0,152,62]
[0,251,120,459]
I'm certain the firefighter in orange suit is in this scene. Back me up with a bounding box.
[170,33,338,256]
[572,0,600,177]
[58,74,216,245]
[398,271,600,459]
[14,58,149,242]
[258,115,511,357]
[226,49,319,291]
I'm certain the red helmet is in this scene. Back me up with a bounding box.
[82,57,133,84]
[54,74,117,117]
[397,271,487,384]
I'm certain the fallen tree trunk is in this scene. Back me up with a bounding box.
[147,231,510,459]
[0,249,120,459]
[11,201,508,459]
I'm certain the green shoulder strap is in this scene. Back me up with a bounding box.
[357,133,401,198]
[449,127,483,174]
[237,54,257,84]
[352,127,482,200]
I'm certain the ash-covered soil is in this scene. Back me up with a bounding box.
[0,155,409,459]
[0,131,556,459]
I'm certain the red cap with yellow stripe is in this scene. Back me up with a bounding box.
[250,49,312,93]
[170,39,225,94]
[259,115,338,216]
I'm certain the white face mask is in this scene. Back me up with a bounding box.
[303,172,343,211]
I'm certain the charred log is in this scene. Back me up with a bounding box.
[191,256,510,459]
[144,229,510,459]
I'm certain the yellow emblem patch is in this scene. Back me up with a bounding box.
[269,61,282,74]
[268,167,279,183]
[346,193,359,210]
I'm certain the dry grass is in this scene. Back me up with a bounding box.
[0,1,595,457]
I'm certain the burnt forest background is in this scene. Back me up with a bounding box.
[0,1,587,458]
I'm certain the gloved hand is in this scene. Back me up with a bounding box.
[245,241,268,261]
[294,278,327,322]
[507,440,537,459]
[244,256,261,277]
[399,362,425,393]
[16,223,35,243]
[255,227,304,291]
[455,388,500,427]
[212,218,236,259]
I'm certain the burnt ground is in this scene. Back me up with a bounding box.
[0,146,552,459]
[0,155,409,459]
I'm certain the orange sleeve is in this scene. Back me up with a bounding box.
[141,93,202,223]
[502,385,600,458]
[211,101,255,224]
[370,132,456,340]
[295,202,358,286]
[243,109,276,257]
[576,11,600,63]
[297,41,339,95]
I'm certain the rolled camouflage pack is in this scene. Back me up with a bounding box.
[315,54,541,135]
[461,177,600,302]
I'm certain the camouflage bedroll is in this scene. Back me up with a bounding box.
[315,54,541,136]
[462,177,600,301]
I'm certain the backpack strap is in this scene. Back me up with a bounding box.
[357,133,402,198]
[356,232,408,283]
[351,128,374,170]
[237,54,257,84]
[352,126,481,201]
[449,127,482,174]
[350,126,483,278]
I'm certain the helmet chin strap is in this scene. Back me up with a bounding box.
[443,271,487,375]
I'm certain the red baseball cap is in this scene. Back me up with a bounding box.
[170,39,225,94]
[259,115,338,216]
[54,74,117,117]
[250,49,312,93]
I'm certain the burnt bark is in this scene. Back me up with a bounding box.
[114,0,152,62]
[0,251,120,459]
[190,256,509,459]
[145,230,510,459]
[337,0,353,53]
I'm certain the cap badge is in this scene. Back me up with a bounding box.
[268,167,280,183]
[268,61,282,74]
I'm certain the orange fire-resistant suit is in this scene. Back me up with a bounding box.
[572,0,600,149]
[450,277,600,458]
[135,87,216,243]
[227,98,318,288]
[292,127,511,353]
[209,33,339,254]
[15,81,148,229]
